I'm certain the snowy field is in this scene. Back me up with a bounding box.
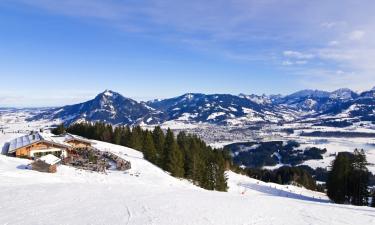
[1,109,375,225]
[1,141,375,225]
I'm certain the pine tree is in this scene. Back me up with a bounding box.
[143,131,157,164]
[164,129,184,177]
[327,152,351,204]
[327,150,370,205]
[52,124,66,135]
[213,150,228,191]
[113,127,122,145]
[100,124,113,142]
[129,126,143,150]
[152,126,165,167]
[120,126,131,147]
[349,149,369,206]
[371,191,375,207]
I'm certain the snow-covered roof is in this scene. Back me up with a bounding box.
[38,154,61,165]
[8,133,43,154]
[63,133,93,144]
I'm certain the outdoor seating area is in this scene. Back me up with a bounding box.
[63,148,131,173]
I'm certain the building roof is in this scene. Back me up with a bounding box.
[8,132,43,154]
[7,132,72,154]
[38,154,61,165]
[63,133,93,144]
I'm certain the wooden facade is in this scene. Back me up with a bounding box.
[15,141,68,158]
[31,160,57,173]
[9,133,93,160]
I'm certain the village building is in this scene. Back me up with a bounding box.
[6,132,93,159]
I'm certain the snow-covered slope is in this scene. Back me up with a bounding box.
[1,140,374,225]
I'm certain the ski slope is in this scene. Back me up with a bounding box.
[0,140,374,225]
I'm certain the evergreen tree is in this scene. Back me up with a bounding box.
[327,152,351,204]
[327,150,369,205]
[143,131,157,163]
[164,129,184,177]
[113,127,122,145]
[129,126,143,150]
[213,150,228,191]
[348,149,369,206]
[52,124,66,135]
[371,191,375,207]
[100,124,113,143]
[152,126,165,167]
[120,126,131,147]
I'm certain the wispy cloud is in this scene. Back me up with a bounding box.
[5,0,375,91]
[348,30,365,41]
[283,51,315,59]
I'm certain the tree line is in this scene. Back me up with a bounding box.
[53,123,229,191]
[231,165,320,191]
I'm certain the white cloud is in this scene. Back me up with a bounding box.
[321,22,337,29]
[328,41,339,46]
[282,60,293,66]
[295,60,307,65]
[349,30,365,41]
[283,51,314,59]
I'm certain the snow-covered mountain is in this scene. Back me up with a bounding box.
[147,93,283,125]
[29,90,165,125]
[28,87,375,126]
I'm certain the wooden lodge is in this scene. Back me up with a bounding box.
[6,132,93,159]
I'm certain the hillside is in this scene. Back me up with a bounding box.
[0,138,374,225]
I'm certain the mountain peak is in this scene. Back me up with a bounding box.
[330,88,356,100]
[101,89,116,97]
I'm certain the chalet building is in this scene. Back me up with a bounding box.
[6,132,93,159]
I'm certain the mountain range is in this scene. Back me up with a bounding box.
[29,88,375,127]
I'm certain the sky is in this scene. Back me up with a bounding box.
[1,0,375,107]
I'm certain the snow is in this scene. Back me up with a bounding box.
[330,88,355,100]
[176,113,197,121]
[38,154,61,165]
[103,90,114,97]
[207,112,226,120]
[242,107,255,114]
[1,147,375,225]
[1,109,375,225]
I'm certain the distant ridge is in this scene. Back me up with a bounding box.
[29,87,375,126]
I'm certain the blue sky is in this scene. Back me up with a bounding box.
[1,0,375,107]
